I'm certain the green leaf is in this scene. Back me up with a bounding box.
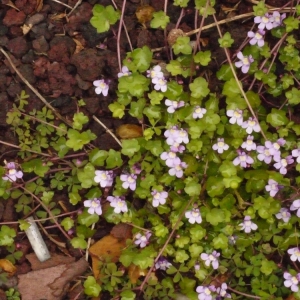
[194,50,211,66]
[108,102,125,118]
[72,112,89,130]
[189,77,209,99]
[174,0,189,7]
[184,177,201,196]
[150,11,170,29]
[106,149,123,168]
[61,217,74,231]
[121,139,140,157]
[89,149,108,166]
[78,210,99,227]
[22,158,50,177]
[123,46,153,72]
[148,90,164,105]
[206,208,227,226]
[266,108,289,127]
[77,163,95,188]
[172,36,192,55]
[90,4,120,33]
[120,290,136,300]
[286,87,300,105]
[218,32,234,48]
[84,276,101,297]
[129,98,146,119]
[66,129,96,151]
[19,220,30,231]
[118,73,149,97]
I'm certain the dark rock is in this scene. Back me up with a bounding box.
[80,23,109,48]
[0,92,12,126]
[32,36,49,52]
[84,97,101,114]
[3,9,26,27]
[0,35,8,47]
[25,13,45,26]
[21,49,35,64]
[9,25,23,37]
[7,36,29,58]
[30,22,52,40]
[15,0,37,15]
[75,74,92,90]
[6,80,22,98]
[0,25,8,36]
[71,48,106,81]
[17,64,36,84]
[48,36,76,63]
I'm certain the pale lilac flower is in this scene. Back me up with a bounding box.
[242,117,261,134]
[233,151,254,168]
[239,216,258,233]
[165,99,185,113]
[228,235,237,245]
[147,65,164,79]
[134,232,151,248]
[155,257,172,270]
[265,138,285,156]
[272,11,286,28]
[196,285,216,300]
[273,155,294,175]
[193,106,207,119]
[107,196,128,213]
[241,135,256,151]
[170,143,185,153]
[93,79,109,96]
[151,190,168,207]
[117,66,132,78]
[226,109,243,125]
[94,170,114,188]
[254,13,274,30]
[194,263,200,271]
[275,208,291,223]
[265,179,279,197]
[217,283,231,298]
[257,145,273,164]
[290,199,300,217]
[185,208,202,224]
[160,151,181,167]
[235,52,254,74]
[168,162,187,178]
[284,272,300,292]
[292,149,300,164]
[201,251,220,269]
[132,163,142,175]
[212,138,229,154]
[120,174,137,191]
[288,247,300,262]
[2,162,23,182]
[164,127,189,145]
[84,198,102,215]
[152,77,168,92]
[248,30,265,47]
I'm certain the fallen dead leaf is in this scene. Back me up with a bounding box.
[73,38,85,54]
[35,0,43,12]
[18,258,88,300]
[50,13,67,21]
[0,259,16,276]
[110,223,132,240]
[4,0,20,11]
[136,4,155,28]
[116,124,143,139]
[128,264,147,283]
[21,24,33,35]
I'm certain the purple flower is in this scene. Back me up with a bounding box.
[147,65,164,80]
[94,170,114,188]
[228,235,237,245]
[155,257,172,270]
[275,207,291,223]
[288,247,300,262]
[217,283,231,298]
[193,106,207,119]
[117,66,132,78]
[254,13,274,30]
[248,30,265,47]
[164,126,189,145]
[93,79,109,96]
[107,196,128,213]
[185,208,202,224]
[160,151,181,167]
[84,198,102,215]
[265,179,279,197]
[256,145,273,164]
[152,77,167,92]
[242,117,261,134]
[239,216,258,233]
[290,199,300,217]
[120,174,137,191]
[165,99,185,113]
[265,139,285,156]
[201,251,220,269]
[273,155,294,175]
[2,161,23,182]
[134,231,151,248]
[168,161,187,178]
[170,143,185,153]
[292,149,300,164]
[235,52,254,73]
[241,135,256,151]
[226,109,243,125]
[275,208,291,223]
[151,190,168,207]
[132,163,142,175]
[233,151,254,168]
[212,138,229,154]
[272,11,286,28]
[284,272,300,292]
[196,285,216,300]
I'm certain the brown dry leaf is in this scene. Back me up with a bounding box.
[35,0,43,12]
[116,124,143,139]
[73,38,84,54]
[209,273,230,288]
[286,296,297,300]
[4,0,20,11]
[21,24,33,35]
[110,223,132,240]
[0,259,16,276]
[89,234,126,281]
[128,264,147,283]
[136,5,155,27]
[50,13,67,21]
[199,37,209,47]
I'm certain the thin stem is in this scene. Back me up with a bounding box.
[85,222,95,261]
[92,115,122,146]
[211,13,267,140]
[175,8,185,29]
[227,286,261,299]
[116,0,127,71]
